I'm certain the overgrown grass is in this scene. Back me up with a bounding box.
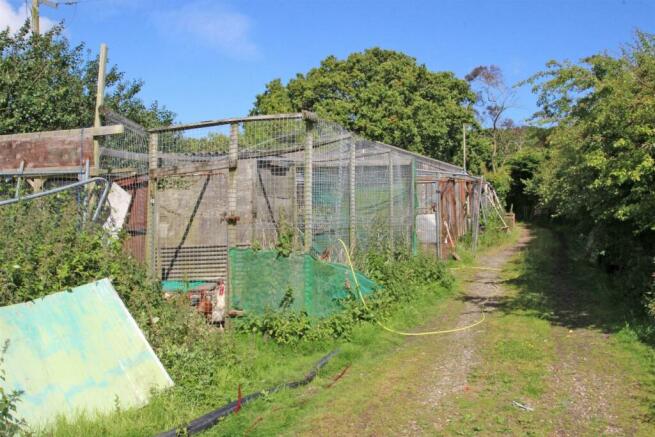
[0,197,468,435]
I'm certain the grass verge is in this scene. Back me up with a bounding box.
[437,226,655,436]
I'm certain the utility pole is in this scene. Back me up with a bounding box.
[462,123,468,172]
[31,0,59,34]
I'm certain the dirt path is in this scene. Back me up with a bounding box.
[279,226,655,436]
[419,229,533,412]
[281,230,533,436]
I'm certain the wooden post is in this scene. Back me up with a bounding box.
[303,120,314,252]
[227,122,239,329]
[388,151,394,249]
[410,158,417,255]
[472,179,482,251]
[462,123,467,172]
[31,0,39,34]
[349,140,356,251]
[146,133,159,276]
[290,164,297,249]
[435,181,442,259]
[93,43,108,169]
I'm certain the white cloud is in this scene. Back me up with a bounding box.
[155,2,258,59]
[0,0,55,33]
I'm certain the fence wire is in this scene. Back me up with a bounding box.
[1,112,500,318]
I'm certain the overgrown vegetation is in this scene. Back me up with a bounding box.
[0,192,471,434]
[520,31,655,315]
[0,340,26,435]
[236,248,453,344]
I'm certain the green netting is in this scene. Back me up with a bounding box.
[229,248,377,318]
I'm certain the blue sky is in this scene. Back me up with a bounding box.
[3,0,654,124]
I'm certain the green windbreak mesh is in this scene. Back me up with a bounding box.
[229,248,377,318]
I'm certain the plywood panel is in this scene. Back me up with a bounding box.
[0,279,173,426]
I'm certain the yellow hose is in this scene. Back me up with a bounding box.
[338,239,486,336]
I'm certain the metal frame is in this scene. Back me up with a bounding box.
[0,177,111,222]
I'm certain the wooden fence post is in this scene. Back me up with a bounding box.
[304,120,314,252]
[435,181,442,259]
[349,140,356,251]
[410,158,417,255]
[226,123,240,328]
[388,151,394,250]
[146,133,158,276]
[472,178,482,251]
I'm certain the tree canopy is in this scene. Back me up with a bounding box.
[0,22,174,134]
[251,48,483,165]
[524,30,654,298]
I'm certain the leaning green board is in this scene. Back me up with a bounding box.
[0,278,174,427]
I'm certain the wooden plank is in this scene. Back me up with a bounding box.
[147,113,314,133]
[150,161,229,178]
[0,124,124,141]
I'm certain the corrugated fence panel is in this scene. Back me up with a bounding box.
[0,278,173,427]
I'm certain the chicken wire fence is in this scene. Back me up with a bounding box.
[0,111,495,318]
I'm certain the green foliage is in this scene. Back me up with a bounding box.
[279,287,295,309]
[237,249,453,344]
[506,148,545,219]
[525,30,655,310]
[0,340,26,435]
[0,196,159,314]
[251,48,480,162]
[275,215,295,257]
[0,22,173,134]
[483,168,511,205]
[0,195,229,406]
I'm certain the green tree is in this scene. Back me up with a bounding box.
[251,48,481,164]
[0,22,174,134]
[527,30,655,299]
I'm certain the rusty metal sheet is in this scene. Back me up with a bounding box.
[0,135,93,171]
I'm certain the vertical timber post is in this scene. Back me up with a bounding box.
[290,164,297,249]
[227,122,239,327]
[349,140,356,251]
[411,158,417,255]
[303,119,314,252]
[435,181,442,259]
[93,43,108,170]
[472,178,482,251]
[388,151,394,250]
[146,133,159,277]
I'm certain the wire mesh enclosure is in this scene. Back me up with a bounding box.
[0,111,497,318]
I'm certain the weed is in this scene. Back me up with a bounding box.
[0,340,26,435]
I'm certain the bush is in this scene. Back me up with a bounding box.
[0,341,26,435]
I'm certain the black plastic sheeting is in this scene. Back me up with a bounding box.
[156,349,339,437]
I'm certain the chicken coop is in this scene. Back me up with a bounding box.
[1,110,501,317]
